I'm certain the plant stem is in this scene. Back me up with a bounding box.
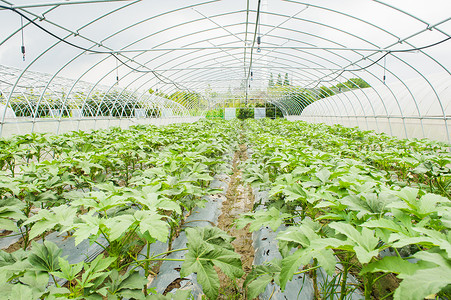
[143,258,184,262]
[118,248,188,271]
[312,259,319,299]
[393,247,402,258]
[51,274,60,288]
[339,253,352,300]
[373,272,389,284]
[98,228,111,245]
[94,240,108,251]
[364,273,373,300]
[379,290,395,300]
[293,265,321,275]
[144,242,150,296]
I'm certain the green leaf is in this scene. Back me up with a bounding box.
[329,222,379,264]
[246,274,273,299]
[277,225,319,247]
[105,214,135,241]
[51,257,83,282]
[237,207,291,232]
[282,183,306,202]
[394,266,451,300]
[0,249,31,282]
[85,254,116,275]
[361,218,403,233]
[181,227,243,299]
[105,269,147,300]
[315,168,331,184]
[279,248,311,289]
[416,193,448,216]
[340,193,389,219]
[9,284,35,300]
[354,246,379,265]
[115,270,147,291]
[315,248,336,276]
[46,286,71,298]
[20,270,49,293]
[244,262,281,300]
[208,247,244,279]
[72,213,103,246]
[135,211,169,242]
[361,256,433,276]
[0,218,19,231]
[390,227,451,258]
[181,247,219,300]
[25,205,77,239]
[413,249,450,267]
[29,241,62,273]
[396,187,419,203]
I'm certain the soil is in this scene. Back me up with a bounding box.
[216,142,255,300]
[0,230,13,237]
[4,232,45,253]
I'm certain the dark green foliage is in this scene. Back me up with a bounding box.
[283,73,290,86]
[237,108,254,119]
[9,100,70,118]
[268,73,274,87]
[169,91,201,107]
[82,91,143,118]
[276,73,283,86]
[317,86,335,99]
[255,103,283,118]
[336,78,371,92]
[205,108,224,118]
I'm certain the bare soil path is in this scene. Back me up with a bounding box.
[216,142,254,300]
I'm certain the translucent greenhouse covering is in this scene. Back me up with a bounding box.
[295,72,451,141]
[0,0,450,141]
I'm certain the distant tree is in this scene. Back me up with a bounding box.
[276,73,283,86]
[283,73,290,86]
[170,91,201,107]
[347,78,370,88]
[335,83,347,91]
[148,88,155,94]
[268,73,274,87]
[335,78,371,91]
[317,86,335,99]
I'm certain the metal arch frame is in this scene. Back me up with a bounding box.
[106,14,410,123]
[0,5,388,116]
[0,0,450,141]
[0,0,196,123]
[268,2,450,139]
[1,5,387,102]
[0,2,448,86]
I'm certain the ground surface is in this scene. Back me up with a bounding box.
[216,142,255,300]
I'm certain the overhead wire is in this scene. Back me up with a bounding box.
[0,4,186,90]
[246,0,261,84]
[3,3,450,93]
[20,15,25,60]
[243,0,250,77]
[316,35,451,86]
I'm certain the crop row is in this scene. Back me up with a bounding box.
[239,119,450,300]
[0,120,244,299]
[249,119,450,198]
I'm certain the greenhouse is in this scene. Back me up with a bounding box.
[0,1,450,299]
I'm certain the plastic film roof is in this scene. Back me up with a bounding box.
[0,0,450,140]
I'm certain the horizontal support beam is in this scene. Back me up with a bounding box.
[88,46,394,54]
